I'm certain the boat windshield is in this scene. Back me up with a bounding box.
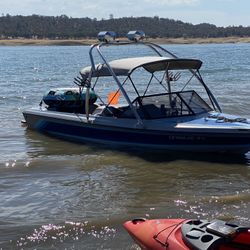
[115,90,212,119]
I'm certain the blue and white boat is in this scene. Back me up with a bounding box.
[22,31,250,153]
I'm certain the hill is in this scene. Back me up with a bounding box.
[1,14,250,39]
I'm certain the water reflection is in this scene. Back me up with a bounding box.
[23,128,250,165]
[21,129,250,224]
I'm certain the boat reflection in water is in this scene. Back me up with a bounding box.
[23,30,250,154]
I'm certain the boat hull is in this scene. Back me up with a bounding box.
[123,219,250,250]
[22,109,250,153]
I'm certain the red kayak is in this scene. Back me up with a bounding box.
[124,218,250,250]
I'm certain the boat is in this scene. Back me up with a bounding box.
[22,30,250,153]
[123,218,250,250]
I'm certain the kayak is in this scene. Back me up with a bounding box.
[123,218,250,250]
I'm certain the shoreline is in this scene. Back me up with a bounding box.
[1,36,250,46]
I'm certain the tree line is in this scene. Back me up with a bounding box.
[1,14,250,39]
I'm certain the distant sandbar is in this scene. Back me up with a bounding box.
[1,36,250,46]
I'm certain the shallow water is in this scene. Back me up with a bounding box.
[0,43,250,249]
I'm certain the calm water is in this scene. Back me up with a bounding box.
[0,43,250,249]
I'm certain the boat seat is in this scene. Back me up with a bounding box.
[139,104,179,119]
[88,104,99,114]
[117,104,180,119]
[182,219,250,250]
[117,104,164,119]
[99,106,123,117]
[91,105,106,115]
[118,106,135,118]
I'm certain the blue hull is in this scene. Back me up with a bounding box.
[23,112,250,153]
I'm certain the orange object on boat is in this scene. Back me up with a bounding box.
[107,91,120,105]
[123,218,250,250]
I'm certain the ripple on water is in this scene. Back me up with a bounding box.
[14,221,116,249]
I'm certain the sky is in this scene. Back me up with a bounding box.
[1,0,250,27]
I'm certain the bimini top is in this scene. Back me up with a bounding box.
[80,56,202,78]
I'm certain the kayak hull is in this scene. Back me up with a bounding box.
[123,218,250,250]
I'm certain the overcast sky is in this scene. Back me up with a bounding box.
[1,0,250,27]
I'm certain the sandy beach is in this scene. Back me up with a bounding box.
[0,38,94,46]
[1,36,250,46]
